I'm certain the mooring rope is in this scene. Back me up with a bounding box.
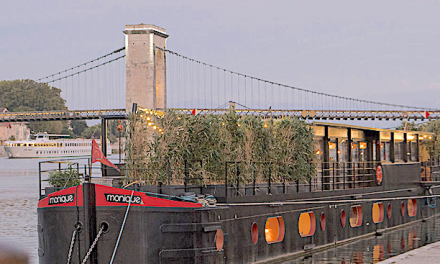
[110,190,134,264]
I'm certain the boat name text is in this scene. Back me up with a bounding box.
[105,193,143,204]
[49,194,75,205]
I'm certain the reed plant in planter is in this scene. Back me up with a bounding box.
[125,109,315,186]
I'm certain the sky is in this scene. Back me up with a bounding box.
[1,0,440,117]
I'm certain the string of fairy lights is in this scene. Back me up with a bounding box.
[138,107,164,134]
[137,107,289,134]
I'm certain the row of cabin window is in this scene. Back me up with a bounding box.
[36,149,89,155]
[12,142,93,147]
[263,200,418,244]
[316,139,419,162]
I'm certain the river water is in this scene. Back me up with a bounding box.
[1,156,440,264]
[0,155,121,264]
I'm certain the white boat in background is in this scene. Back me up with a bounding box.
[4,133,111,158]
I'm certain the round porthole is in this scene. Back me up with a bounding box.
[215,229,224,251]
[341,209,346,227]
[251,222,258,244]
[298,212,316,237]
[320,212,326,231]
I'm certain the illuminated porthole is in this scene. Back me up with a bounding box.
[265,216,285,244]
[349,205,363,227]
[251,222,258,244]
[298,212,316,237]
[341,209,346,227]
[215,229,224,251]
[408,199,417,217]
[387,203,392,219]
[320,212,326,231]
[401,201,405,217]
[372,202,384,223]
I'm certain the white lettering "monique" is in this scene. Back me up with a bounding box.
[49,194,75,205]
[104,194,142,204]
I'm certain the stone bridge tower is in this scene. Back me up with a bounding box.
[124,24,168,112]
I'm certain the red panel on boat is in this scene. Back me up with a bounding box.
[95,184,203,208]
[37,185,83,208]
[38,184,203,208]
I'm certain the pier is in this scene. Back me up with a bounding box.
[379,241,440,264]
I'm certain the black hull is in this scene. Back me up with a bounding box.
[38,163,440,263]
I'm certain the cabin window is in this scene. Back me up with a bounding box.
[314,138,325,161]
[349,205,363,227]
[329,140,338,162]
[352,141,368,162]
[401,201,406,216]
[298,212,316,237]
[410,141,417,161]
[408,199,417,217]
[215,229,224,251]
[251,222,258,244]
[320,212,326,231]
[265,216,285,244]
[387,203,392,219]
[341,209,346,227]
[395,141,408,162]
[372,202,384,223]
[380,135,391,161]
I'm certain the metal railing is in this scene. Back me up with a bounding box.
[1,109,126,122]
[38,156,125,199]
[169,108,440,121]
[421,158,440,182]
[121,160,381,198]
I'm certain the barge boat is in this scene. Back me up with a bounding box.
[37,123,440,263]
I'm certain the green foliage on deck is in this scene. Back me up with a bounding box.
[125,110,315,186]
[48,164,81,188]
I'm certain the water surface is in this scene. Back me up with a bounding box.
[0,156,439,264]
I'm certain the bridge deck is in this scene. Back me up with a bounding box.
[1,109,438,122]
[170,108,439,121]
[0,109,126,122]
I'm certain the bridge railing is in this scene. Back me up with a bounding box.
[157,108,440,121]
[0,109,125,122]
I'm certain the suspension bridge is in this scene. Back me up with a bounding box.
[1,23,438,123]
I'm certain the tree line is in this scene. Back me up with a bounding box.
[0,79,124,142]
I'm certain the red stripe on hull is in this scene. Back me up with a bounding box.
[38,184,202,208]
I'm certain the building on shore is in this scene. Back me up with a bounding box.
[0,108,30,145]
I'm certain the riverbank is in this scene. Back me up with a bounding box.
[0,146,6,157]
[379,241,440,264]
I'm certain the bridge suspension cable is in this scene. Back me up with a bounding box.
[42,55,125,84]
[159,46,436,112]
[36,47,126,110]
[37,47,125,82]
